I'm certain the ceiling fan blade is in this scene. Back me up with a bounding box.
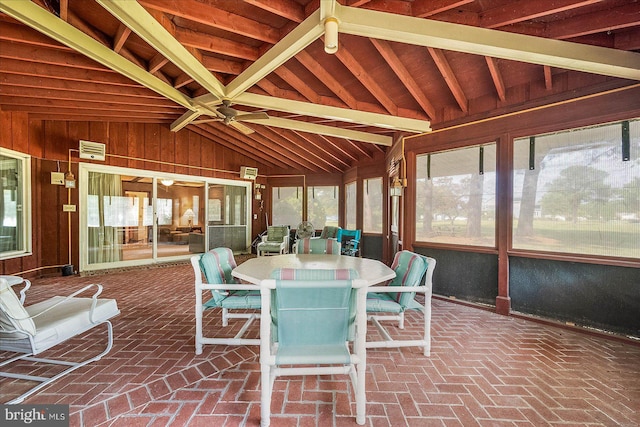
[192,118,223,124]
[235,112,269,122]
[229,121,254,134]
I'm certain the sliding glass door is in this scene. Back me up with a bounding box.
[80,164,251,272]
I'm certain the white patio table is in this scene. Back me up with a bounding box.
[232,253,395,286]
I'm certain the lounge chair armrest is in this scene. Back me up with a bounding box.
[18,280,31,305]
[27,284,106,323]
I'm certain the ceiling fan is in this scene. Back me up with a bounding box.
[192,100,269,134]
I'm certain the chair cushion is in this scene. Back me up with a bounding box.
[296,238,340,254]
[386,251,428,308]
[199,248,238,304]
[267,226,287,242]
[0,296,120,354]
[366,292,403,313]
[26,296,119,353]
[204,290,262,309]
[0,278,35,336]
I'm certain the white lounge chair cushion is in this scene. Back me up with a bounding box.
[25,296,119,353]
[0,278,35,336]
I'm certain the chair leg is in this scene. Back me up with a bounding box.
[1,321,114,404]
[222,307,229,327]
[260,363,272,427]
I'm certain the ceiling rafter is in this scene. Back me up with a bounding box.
[0,0,194,109]
[333,39,398,115]
[295,50,357,109]
[138,0,281,44]
[336,3,640,80]
[272,127,344,173]
[480,0,600,29]
[427,47,468,113]
[273,64,320,103]
[289,130,352,170]
[113,23,130,53]
[485,57,506,102]
[370,38,437,120]
[545,3,640,40]
[248,126,333,172]
[243,0,306,23]
[412,0,475,18]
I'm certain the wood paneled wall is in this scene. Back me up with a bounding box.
[0,114,267,277]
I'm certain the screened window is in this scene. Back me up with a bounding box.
[0,148,31,259]
[416,144,496,246]
[345,182,356,230]
[363,177,383,233]
[513,120,639,258]
[308,186,339,230]
[272,186,302,228]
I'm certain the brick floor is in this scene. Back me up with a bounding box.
[2,260,639,426]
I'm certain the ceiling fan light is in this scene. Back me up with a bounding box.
[161,179,174,187]
[324,17,339,54]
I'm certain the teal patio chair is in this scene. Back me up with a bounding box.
[191,247,261,354]
[295,237,341,254]
[257,225,290,256]
[366,251,436,356]
[341,229,361,256]
[259,268,368,426]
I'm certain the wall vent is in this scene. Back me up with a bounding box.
[240,166,258,180]
[79,140,106,161]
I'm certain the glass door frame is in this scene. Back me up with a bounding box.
[79,163,251,273]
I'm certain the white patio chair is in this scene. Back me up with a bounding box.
[0,278,120,404]
[192,248,261,354]
[366,251,436,356]
[260,268,368,426]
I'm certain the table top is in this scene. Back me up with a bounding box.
[232,254,396,286]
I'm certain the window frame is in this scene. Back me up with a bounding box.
[0,147,32,260]
[414,143,498,249]
[510,119,640,261]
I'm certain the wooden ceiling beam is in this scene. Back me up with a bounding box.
[113,23,131,53]
[273,65,320,103]
[175,27,260,61]
[480,0,600,29]
[138,0,280,44]
[0,0,194,109]
[544,66,553,90]
[188,126,283,170]
[96,0,226,99]
[370,38,437,120]
[546,3,640,40]
[427,47,468,112]
[333,39,398,115]
[336,3,640,80]
[289,131,352,170]
[412,0,475,18]
[201,55,244,75]
[266,127,342,173]
[219,123,323,172]
[0,81,181,108]
[295,51,357,109]
[485,57,506,102]
[243,0,306,23]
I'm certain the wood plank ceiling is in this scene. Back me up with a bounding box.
[1,0,639,174]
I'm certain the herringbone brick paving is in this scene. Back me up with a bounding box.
[1,259,638,426]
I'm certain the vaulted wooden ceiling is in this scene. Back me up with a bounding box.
[1,0,639,174]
